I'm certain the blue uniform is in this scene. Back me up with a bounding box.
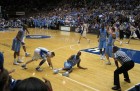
[105,34,113,57]
[64,55,80,69]
[98,29,107,49]
[12,29,24,52]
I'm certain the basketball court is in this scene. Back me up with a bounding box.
[0,28,140,91]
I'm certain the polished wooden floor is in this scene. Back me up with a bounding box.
[0,28,140,91]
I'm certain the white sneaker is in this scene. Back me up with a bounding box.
[106,62,111,65]
[13,61,19,65]
[126,42,129,44]
[21,64,27,69]
[17,59,23,63]
[25,53,30,57]
[120,41,122,45]
[53,69,59,74]
[102,56,106,60]
[62,72,69,77]
[100,55,103,60]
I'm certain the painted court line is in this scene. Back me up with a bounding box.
[58,73,99,91]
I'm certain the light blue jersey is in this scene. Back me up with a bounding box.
[64,55,80,69]
[105,34,113,57]
[99,29,107,42]
[98,29,107,49]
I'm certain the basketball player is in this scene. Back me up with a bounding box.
[12,24,29,65]
[97,24,107,60]
[126,24,136,44]
[78,22,90,43]
[21,47,55,71]
[20,24,30,57]
[53,51,87,77]
[105,27,116,65]
[112,46,134,90]
[114,24,123,45]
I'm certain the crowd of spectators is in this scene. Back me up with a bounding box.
[0,0,140,37]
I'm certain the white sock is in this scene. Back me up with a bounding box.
[14,59,16,62]
[58,68,63,71]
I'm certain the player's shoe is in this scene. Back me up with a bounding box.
[17,59,23,63]
[126,42,129,44]
[120,41,122,45]
[106,62,111,65]
[36,67,43,72]
[25,53,31,57]
[100,55,103,60]
[21,64,27,69]
[102,56,105,60]
[13,61,19,65]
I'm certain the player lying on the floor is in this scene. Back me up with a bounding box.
[53,51,87,77]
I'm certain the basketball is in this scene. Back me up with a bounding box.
[62,72,69,77]
[53,69,59,74]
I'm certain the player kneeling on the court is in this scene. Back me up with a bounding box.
[53,51,87,77]
[21,47,55,71]
[112,46,135,91]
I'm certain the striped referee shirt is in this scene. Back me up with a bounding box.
[114,50,132,65]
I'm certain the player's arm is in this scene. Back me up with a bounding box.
[97,30,100,38]
[25,28,29,34]
[77,59,87,69]
[47,58,53,69]
[8,69,15,74]
[97,30,100,42]
[16,31,22,42]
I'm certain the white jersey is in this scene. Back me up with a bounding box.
[32,47,51,60]
[81,24,88,37]
[20,28,26,43]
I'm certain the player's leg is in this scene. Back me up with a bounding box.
[105,46,111,65]
[13,52,19,65]
[36,59,46,71]
[83,36,90,43]
[62,62,72,77]
[21,59,34,69]
[62,68,73,77]
[99,41,103,60]
[78,35,82,43]
[53,61,72,76]
[102,48,106,60]
[22,41,30,57]
[17,51,23,63]
[126,31,133,44]
[102,41,106,60]
[12,38,22,65]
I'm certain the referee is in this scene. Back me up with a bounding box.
[112,46,135,90]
